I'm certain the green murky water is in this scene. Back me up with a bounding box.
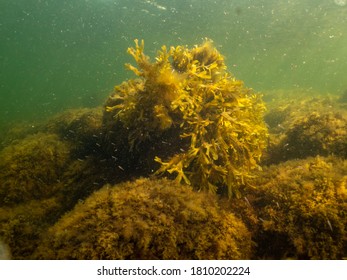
[1,0,346,124]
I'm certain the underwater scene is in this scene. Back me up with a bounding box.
[0,0,346,260]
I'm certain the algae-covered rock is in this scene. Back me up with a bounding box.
[0,239,11,260]
[0,197,63,259]
[34,178,252,260]
[263,93,347,163]
[0,133,71,206]
[103,39,268,197]
[0,121,41,150]
[275,112,347,160]
[45,107,104,157]
[55,157,125,211]
[249,156,347,259]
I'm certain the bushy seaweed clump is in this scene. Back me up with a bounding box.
[33,178,252,260]
[103,39,268,197]
[247,156,347,259]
